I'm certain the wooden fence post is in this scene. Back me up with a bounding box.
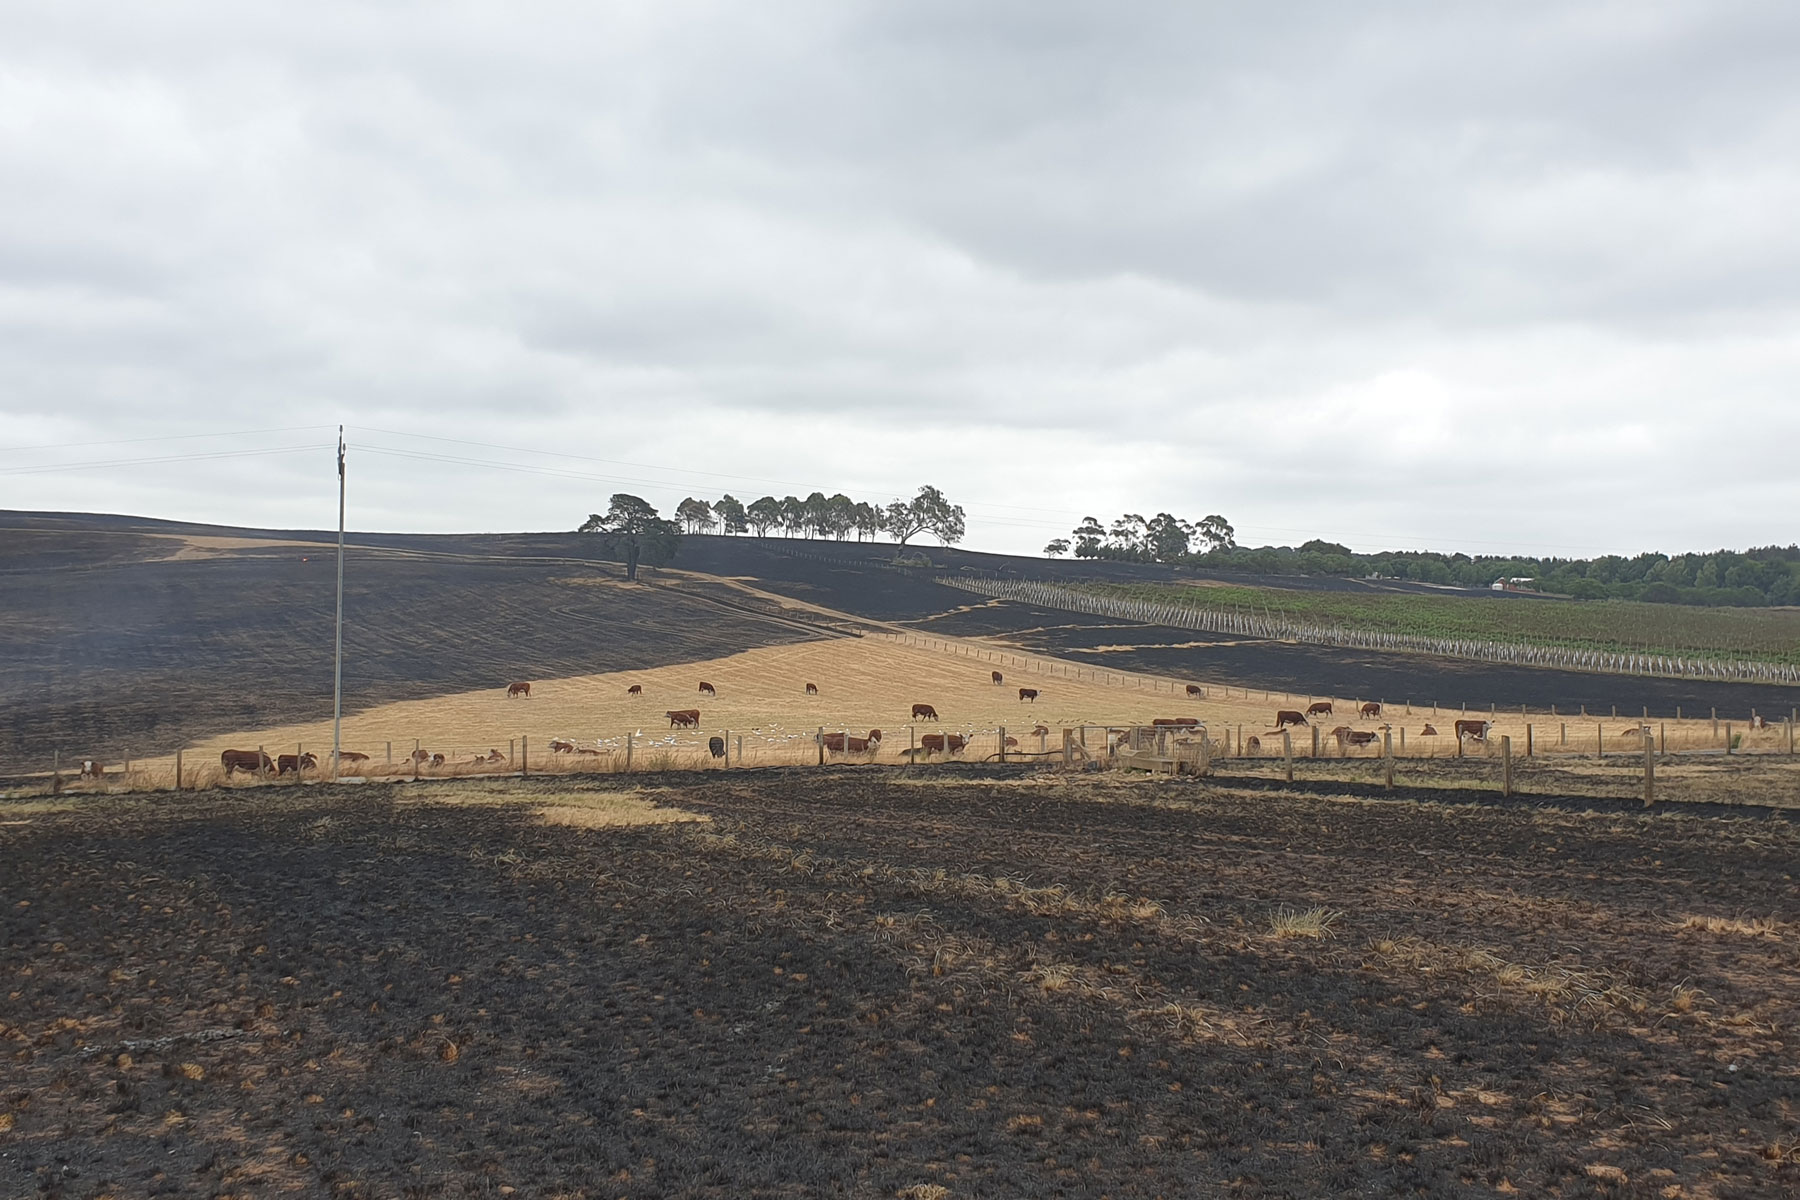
[521,735,529,778]
[999,725,1008,764]
[1725,723,1732,756]
[1560,722,1566,747]
[385,741,391,764]
[1311,726,1319,759]
[817,727,825,766]
[1062,728,1073,769]
[1501,736,1512,797]
[52,749,61,795]
[1383,729,1394,790]
[1524,725,1532,757]
[175,749,183,790]
[1643,730,1655,807]
[1596,723,1603,760]
[723,729,730,768]
[1399,726,1405,753]
[258,745,266,781]
[736,735,743,764]
[1282,731,1293,782]
[625,732,633,772]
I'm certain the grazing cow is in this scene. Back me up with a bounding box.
[429,753,446,767]
[821,729,883,754]
[1245,735,1262,753]
[1031,724,1049,737]
[708,736,726,758]
[411,748,432,764]
[277,752,318,776]
[1329,725,1353,740]
[1341,731,1380,749]
[917,733,968,756]
[507,681,531,699]
[1152,717,1199,728]
[79,759,101,779]
[1274,710,1308,729]
[912,703,939,721]
[698,681,717,696]
[1002,736,1020,748]
[1018,688,1039,702]
[337,751,370,764]
[805,682,819,696]
[1186,684,1202,697]
[549,739,576,754]
[1750,714,1770,731]
[1359,701,1382,718]
[667,709,701,728]
[1306,701,1333,718]
[627,684,642,696]
[220,749,273,776]
[1420,725,1438,737]
[1454,719,1490,743]
[993,671,1004,685]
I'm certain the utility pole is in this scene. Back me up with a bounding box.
[332,427,346,780]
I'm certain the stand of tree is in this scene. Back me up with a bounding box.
[577,495,680,581]
[674,486,965,546]
[1050,512,1800,608]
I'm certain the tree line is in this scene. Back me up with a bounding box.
[1044,513,1238,563]
[576,485,967,579]
[1044,512,1800,607]
[673,486,965,546]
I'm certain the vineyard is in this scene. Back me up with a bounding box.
[941,578,1800,683]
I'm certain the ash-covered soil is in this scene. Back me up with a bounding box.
[4,771,1796,1198]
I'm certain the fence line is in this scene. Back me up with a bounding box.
[939,576,1800,686]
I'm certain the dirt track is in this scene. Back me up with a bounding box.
[4,771,1795,1197]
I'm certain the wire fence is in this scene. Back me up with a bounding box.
[941,576,1800,685]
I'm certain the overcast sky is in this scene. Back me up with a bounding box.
[3,1,1797,558]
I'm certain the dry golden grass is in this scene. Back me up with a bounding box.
[1268,905,1340,939]
[536,800,708,829]
[1671,913,1783,938]
[47,613,1800,792]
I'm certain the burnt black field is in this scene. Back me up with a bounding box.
[3,511,1797,776]
[4,771,1796,1198]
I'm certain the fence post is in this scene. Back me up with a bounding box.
[1399,726,1405,753]
[1501,736,1512,797]
[1062,728,1073,769]
[1660,723,1666,756]
[52,749,61,795]
[817,727,825,766]
[522,735,529,778]
[999,725,1008,764]
[736,735,743,764]
[1596,723,1603,760]
[625,732,633,771]
[295,742,303,786]
[1525,725,1532,758]
[1456,729,1463,759]
[1560,722,1566,747]
[1311,726,1319,759]
[1725,723,1732,756]
[175,749,183,790]
[386,740,392,764]
[1282,730,1293,782]
[124,749,131,781]
[1383,729,1394,790]
[1643,730,1655,807]
[723,729,730,768]
[259,745,266,781]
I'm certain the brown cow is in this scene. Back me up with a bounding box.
[507,681,531,699]
[1420,725,1438,737]
[821,729,883,754]
[220,749,273,776]
[1002,736,1020,748]
[1750,714,1770,731]
[1152,717,1199,728]
[1306,701,1333,718]
[1030,724,1049,737]
[1359,701,1382,718]
[1245,735,1262,753]
[912,703,939,721]
[429,753,446,768]
[805,682,819,695]
[917,733,968,755]
[79,759,101,779]
[1274,710,1308,729]
[549,739,576,754]
[1018,688,1039,702]
[1454,719,1490,742]
[626,684,642,696]
[410,748,432,764]
[992,671,1004,685]
[698,681,717,696]
[667,709,701,728]
[1340,730,1379,749]
[1186,684,1202,697]
[277,752,317,776]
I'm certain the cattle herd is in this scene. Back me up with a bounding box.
[185,671,1562,783]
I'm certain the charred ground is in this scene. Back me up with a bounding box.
[3,770,1795,1198]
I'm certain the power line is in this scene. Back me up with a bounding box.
[0,443,335,477]
[1,424,336,455]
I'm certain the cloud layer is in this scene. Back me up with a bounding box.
[3,1,1797,555]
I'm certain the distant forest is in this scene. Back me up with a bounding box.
[1052,513,1800,608]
